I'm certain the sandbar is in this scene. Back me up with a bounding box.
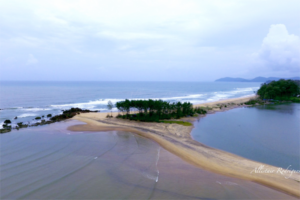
[68,95,300,197]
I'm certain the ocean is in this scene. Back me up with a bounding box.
[0,81,260,126]
[1,81,299,199]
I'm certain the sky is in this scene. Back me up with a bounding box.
[0,0,299,81]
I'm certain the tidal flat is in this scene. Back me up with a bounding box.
[0,120,297,199]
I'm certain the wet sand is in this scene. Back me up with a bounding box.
[69,96,300,198]
[1,120,298,199]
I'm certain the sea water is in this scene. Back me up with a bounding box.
[0,81,260,126]
[1,81,299,199]
[192,103,300,170]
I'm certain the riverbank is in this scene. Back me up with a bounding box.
[68,95,300,198]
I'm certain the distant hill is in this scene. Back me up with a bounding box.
[215,77,300,82]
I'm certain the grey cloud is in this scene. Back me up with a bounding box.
[1,1,300,81]
[257,24,300,73]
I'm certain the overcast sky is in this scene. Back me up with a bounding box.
[0,0,299,81]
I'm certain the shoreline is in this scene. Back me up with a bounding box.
[68,95,300,198]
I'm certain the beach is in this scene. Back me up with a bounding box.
[69,95,300,198]
[2,120,297,199]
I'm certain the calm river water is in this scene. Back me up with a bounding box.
[192,103,300,170]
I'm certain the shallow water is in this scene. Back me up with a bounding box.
[192,103,300,170]
[0,120,297,199]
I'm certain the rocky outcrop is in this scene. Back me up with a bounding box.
[0,108,98,134]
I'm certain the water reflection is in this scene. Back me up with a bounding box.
[0,120,297,199]
[254,103,296,115]
[192,103,300,170]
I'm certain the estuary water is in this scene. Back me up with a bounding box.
[0,81,260,126]
[192,103,300,170]
[0,120,296,199]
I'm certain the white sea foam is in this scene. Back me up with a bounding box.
[18,113,38,118]
[161,94,204,101]
[204,87,258,103]
[47,87,259,111]
[21,108,52,112]
[50,98,124,110]
[50,95,207,110]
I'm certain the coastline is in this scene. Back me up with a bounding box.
[68,95,300,198]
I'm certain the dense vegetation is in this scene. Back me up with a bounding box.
[50,108,97,121]
[244,79,300,105]
[257,79,300,101]
[115,99,206,122]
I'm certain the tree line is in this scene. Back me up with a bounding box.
[257,79,300,100]
[115,99,206,122]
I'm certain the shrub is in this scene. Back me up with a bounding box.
[4,119,11,124]
[160,120,192,126]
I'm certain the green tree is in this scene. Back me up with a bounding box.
[257,79,299,99]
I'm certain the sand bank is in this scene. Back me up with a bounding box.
[68,96,300,197]
[193,95,258,112]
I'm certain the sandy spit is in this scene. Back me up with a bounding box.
[68,95,300,197]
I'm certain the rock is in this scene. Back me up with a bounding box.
[0,107,97,134]
[2,124,11,129]
[0,129,11,134]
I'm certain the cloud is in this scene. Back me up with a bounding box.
[97,31,169,40]
[26,54,38,65]
[1,1,300,80]
[256,24,300,72]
